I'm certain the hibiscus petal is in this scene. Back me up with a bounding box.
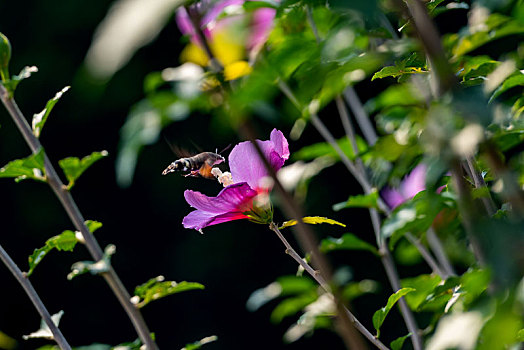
[183,209,247,230]
[229,129,289,189]
[184,183,257,213]
[382,187,405,209]
[400,164,427,199]
[248,8,276,49]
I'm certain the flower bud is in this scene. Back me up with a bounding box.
[0,32,11,82]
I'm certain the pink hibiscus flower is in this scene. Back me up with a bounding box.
[382,164,427,209]
[183,129,289,231]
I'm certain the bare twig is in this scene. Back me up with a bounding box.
[269,223,389,350]
[0,84,158,350]
[0,243,72,350]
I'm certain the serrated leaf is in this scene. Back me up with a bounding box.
[23,311,63,340]
[279,216,346,230]
[59,151,108,189]
[85,220,103,234]
[320,233,378,255]
[0,148,45,182]
[372,288,415,337]
[27,220,101,276]
[333,190,379,211]
[134,276,204,308]
[390,333,411,350]
[490,72,524,101]
[32,86,70,138]
[181,335,218,350]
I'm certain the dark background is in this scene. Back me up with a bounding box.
[0,1,438,349]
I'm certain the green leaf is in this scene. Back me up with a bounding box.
[320,233,378,255]
[279,216,346,230]
[390,333,411,350]
[246,276,316,311]
[293,136,367,162]
[27,230,78,276]
[32,86,70,138]
[271,293,318,324]
[182,335,218,350]
[133,276,204,308]
[400,274,442,310]
[372,66,428,81]
[333,190,379,211]
[0,148,46,182]
[490,72,524,101]
[67,245,115,280]
[27,220,102,276]
[372,288,415,337]
[59,151,108,189]
[517,329,524,342]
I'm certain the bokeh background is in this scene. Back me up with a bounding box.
[0,1,471,349]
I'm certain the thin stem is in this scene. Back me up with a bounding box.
[0,243,72,350]
[427,228,456,277]
[0,84,158,350]
[279,80,423,349]
[342,87,378,146]
[239,123,367,350]
[405,232,446,278]
[269,223,390,350]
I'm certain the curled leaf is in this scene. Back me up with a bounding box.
[279,216,346,230]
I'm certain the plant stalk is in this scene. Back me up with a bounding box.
[0,243,72,350]
[0,84,158,350]
[269,223,389,350]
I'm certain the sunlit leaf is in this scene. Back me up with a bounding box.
[279,216,346,229]
[320,233,378,255]
[490,72,524,101]
[27,231,77,276]
[372,288,415,337]
[390,333,411,350]
[23,311,63,340]
[0,148,46,182]
[243,0,278,11]
[32,86,70,138]
[332,190,379,211]
[400,274,442,310]
[59,151,108,190]
[133,276,204,308]
[182,335,218,350]
[27,220,102,276]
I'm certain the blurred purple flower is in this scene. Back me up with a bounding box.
[176,0,276,51]
[183,129,289,231]
[382,164,427,209]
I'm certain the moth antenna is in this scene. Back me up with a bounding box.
[218,144,232,155]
